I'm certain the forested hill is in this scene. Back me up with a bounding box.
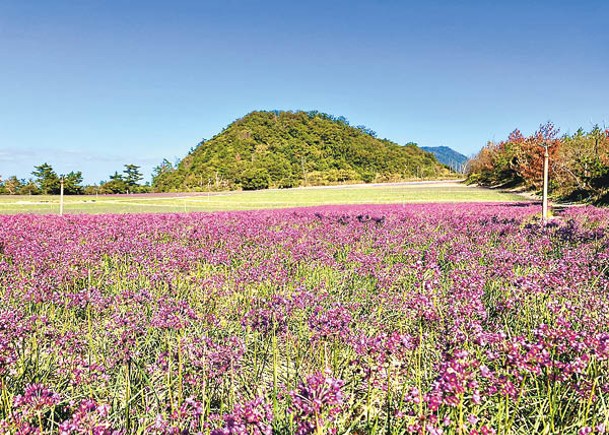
[153,111,452,191]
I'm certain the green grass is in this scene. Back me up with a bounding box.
[0,181,528,215]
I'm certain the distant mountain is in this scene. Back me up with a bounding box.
[421,146,469,173]
[153,111,453,191]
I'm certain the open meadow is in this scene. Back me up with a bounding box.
[0,201,608,434]
[0,181,525,214]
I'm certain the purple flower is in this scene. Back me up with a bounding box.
[289,370,346,434]
[14,384,61,412]
[211,397,273,435]
[58,399,120,435]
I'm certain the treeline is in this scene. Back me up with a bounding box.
[151,110,452,191]
[467,122,609,203]
[0,163,149,195]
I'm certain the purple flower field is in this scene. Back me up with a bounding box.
[0,203,608,434]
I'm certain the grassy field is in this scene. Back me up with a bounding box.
[0,181,528,214]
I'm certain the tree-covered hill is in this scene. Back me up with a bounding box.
[153,111,452,191]
[421,146,469,173]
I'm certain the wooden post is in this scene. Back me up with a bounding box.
[542,143,549,222]
[59,177,64,216]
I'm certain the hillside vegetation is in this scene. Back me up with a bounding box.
[152,111,452,191]
[466,122,609,203]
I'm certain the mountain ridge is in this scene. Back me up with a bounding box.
[421,146,469,173]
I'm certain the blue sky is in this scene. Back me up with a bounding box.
[1,0,607,184]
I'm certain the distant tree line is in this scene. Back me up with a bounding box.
[466,122,609,203]
[0,163,149,195]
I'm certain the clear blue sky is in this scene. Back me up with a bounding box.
[1,0,607,184]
